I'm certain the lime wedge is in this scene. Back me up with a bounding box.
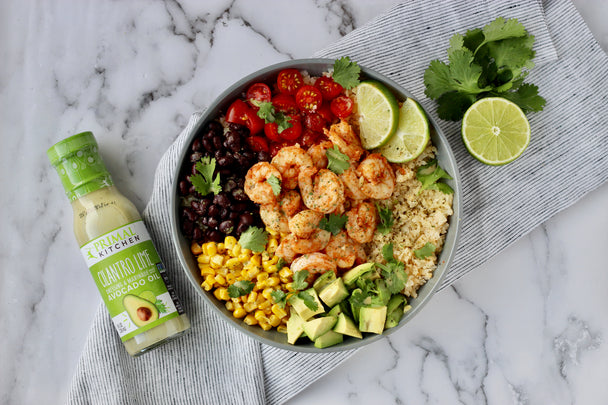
[354,81,399,149]
[461,97,531,165]
[377,98,430,163]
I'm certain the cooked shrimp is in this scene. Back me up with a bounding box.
[244,162,281,205]
[346,201,377,243]
[275,234,297,263]
[324,119,364,162]
[339,166,367,201]
[307,140,333,169]
[288,210,324,239]
[354,242,367,265]
[292,229,331,254]
[356,153,395,200]
[259,203,290,234]
[298,166,346,214]
[324,231,357,269]
[290,252,337,284]
[271,145,313,189]
[278,190,302,217]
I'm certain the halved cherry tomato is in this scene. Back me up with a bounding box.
[269,142,283,157]
[301,129,320,148]
[277,68,303,95]
[315,76,343,100]
[330,95,354,118]
[296,85,323,112]
[279,115,302,141]
[264,122,283,143]
[246,136,269,153]
[226,99,265,135]
[246,82,272,107]
[316,102,335,123]
[303,112,327,132]
[272,93,299,115]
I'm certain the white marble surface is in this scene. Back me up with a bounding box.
[1,1,607,404]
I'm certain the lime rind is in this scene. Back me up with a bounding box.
[377,98,430,163]
[461,97,530,166]
[355,81,399,149]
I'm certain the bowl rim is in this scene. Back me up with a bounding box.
[170,57,461,352]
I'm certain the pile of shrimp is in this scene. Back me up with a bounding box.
[244,119,396,284]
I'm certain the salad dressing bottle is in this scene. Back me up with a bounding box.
[48,131,190,356]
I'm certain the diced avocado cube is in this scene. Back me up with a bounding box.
[385,295,406,329]
[342,263,374,287]
[333,312,362,339]
[359,305,387,334]
[319,278,349,308]
[286,308,305,344]
[313,270,336,293]
[327,305,342,317]
[290,288,324,321]
[302,316,337,341]
[314,330,343,349]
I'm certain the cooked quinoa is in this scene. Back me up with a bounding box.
[365,145,454,298]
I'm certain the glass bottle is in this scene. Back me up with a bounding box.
[47,131,190,356]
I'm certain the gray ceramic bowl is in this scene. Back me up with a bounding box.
[170,58,461,352]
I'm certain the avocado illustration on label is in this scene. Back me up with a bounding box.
[139,290,156,303]
[123,294,159,327]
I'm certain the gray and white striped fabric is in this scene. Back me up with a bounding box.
[68,1,608,404]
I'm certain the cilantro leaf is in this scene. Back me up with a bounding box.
[376,243,408,294]
[436,92,476,121]
[191,156,222,196]
[267,175,281,196]
[270,290,288,308]
[414,242,436,260]
[154,300,167,313]
[228,280,255,298]
[276,257,287,271]
[448,49,492,94]
[332,56,361,89]
[292,270,309,291]
[480,17,527,46]
[318,213,348,236]
[376,204,394,235]
[253,100,293,132]
[416,159,454,194]
[325,145,350,174]
[381,243,395,263]
[297,290,319,311]
[238,226,268,253]
[497,83,546,113]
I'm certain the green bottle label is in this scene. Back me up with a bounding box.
[80,220,184,341]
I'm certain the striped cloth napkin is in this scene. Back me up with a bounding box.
[68,1,608,404]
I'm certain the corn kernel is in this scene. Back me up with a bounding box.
[224,236,237,250]
[242,248,252,256]
[279,267,292,279]
[199,265,215,277]
[231,244,242,257]
[214,274,227,287]
[254,310,267,322]
[225,301,234,311]
[266,227,279,236]
[247,291,258,303]
[213,288,223,301]
[225,258,241,271]
[250,255,262,267]
[226,273,237,285]
[217,242,226,254]
[243,314,258,325]
[285,282,295,292]
[238,252,250,263]
[257,273,269,283]
[233,307,247,319]
[259,321,272,331]
[197,254,211,264]
[204,242,217,257]
[268,314,281,327]
[262,287,274,300]
[266,276,280,287]
[190,242,203,255]
[258,300,271,311]
[267,238,279,253]
[201,281,213,291]
[246,267,260,279]
[205,274,216,286]
[277,325,288,334]
[243,302,257,312]
[271,303,287,318]
[209,254,225,269]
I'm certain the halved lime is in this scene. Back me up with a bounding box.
[461,97,531,165]
[354,81,399,149]
[377,98,430,163]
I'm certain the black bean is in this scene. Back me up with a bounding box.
[192,227,203,241]
[207,204,220,219]
[190,151,203,163]
[219,168,231,176]
[235,152,249,167]
[220,207,230,220]
[213,193,231,208]
[207,217,219,229]
[214,150,223,161]
[217,156,229,167]
[200,216,209,226]
[202,137,214,153]
[232,188,248,201]
[181,219,193,236]
[192,138,203,152]
[233,202,248,212]
[182,207,197,222]
[178,180,189,196]
[212,135,223,150]
[229,211,240,221]
[239,213,254,226]
[208,121,223,136]
[236,222,249,235]
[219,220,235,234]
[224,179,237,193]
[257,150,270,162]
[207,229,223,242]
[191,163,199,175]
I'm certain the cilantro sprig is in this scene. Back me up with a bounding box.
[228,280,255,298]
[238,226,268,253]
[416,159,454,195]
[375,244,408,295]
[318,213,348,236]
[332,57,361,90]
[271,269,320,311]
[253,100,293,132]
[424,17,545,121]
[376,203,394,235]
[267,175,281,196]
[325,145,350,174]
[414,242,436,260]
[190,156,222,196]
